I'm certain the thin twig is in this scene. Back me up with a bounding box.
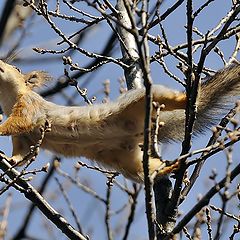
[164,163,240,239]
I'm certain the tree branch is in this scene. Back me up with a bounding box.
[165,163,240,239]
[0,157,87,240]
[0,0,16,45]
[116,0,143,90]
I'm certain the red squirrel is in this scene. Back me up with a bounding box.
[0,60,239,182]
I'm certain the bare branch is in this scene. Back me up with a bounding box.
[116,0,143,89]
[0,158,88,240]
[166,163,240,239]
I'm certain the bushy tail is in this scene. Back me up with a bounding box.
[159,64,240,142]
[196,64,240,131]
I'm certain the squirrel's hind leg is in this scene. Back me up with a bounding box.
[152,86,187,111]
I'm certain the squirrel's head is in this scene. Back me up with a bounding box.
[0,60,52,115]
[0,60,52,91]
[0,60,25,88]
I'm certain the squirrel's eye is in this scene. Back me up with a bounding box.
[14,66,21,73]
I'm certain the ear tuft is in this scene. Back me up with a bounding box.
[25,71,52,89]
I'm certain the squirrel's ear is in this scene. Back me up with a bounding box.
[24,71,52,89]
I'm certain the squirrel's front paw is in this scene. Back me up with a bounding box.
[8,156,24,166]
[0,130,7,136]
[0,152,18,165]
[8,157,18,166]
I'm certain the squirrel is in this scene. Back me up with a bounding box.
[0,60,239,182]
